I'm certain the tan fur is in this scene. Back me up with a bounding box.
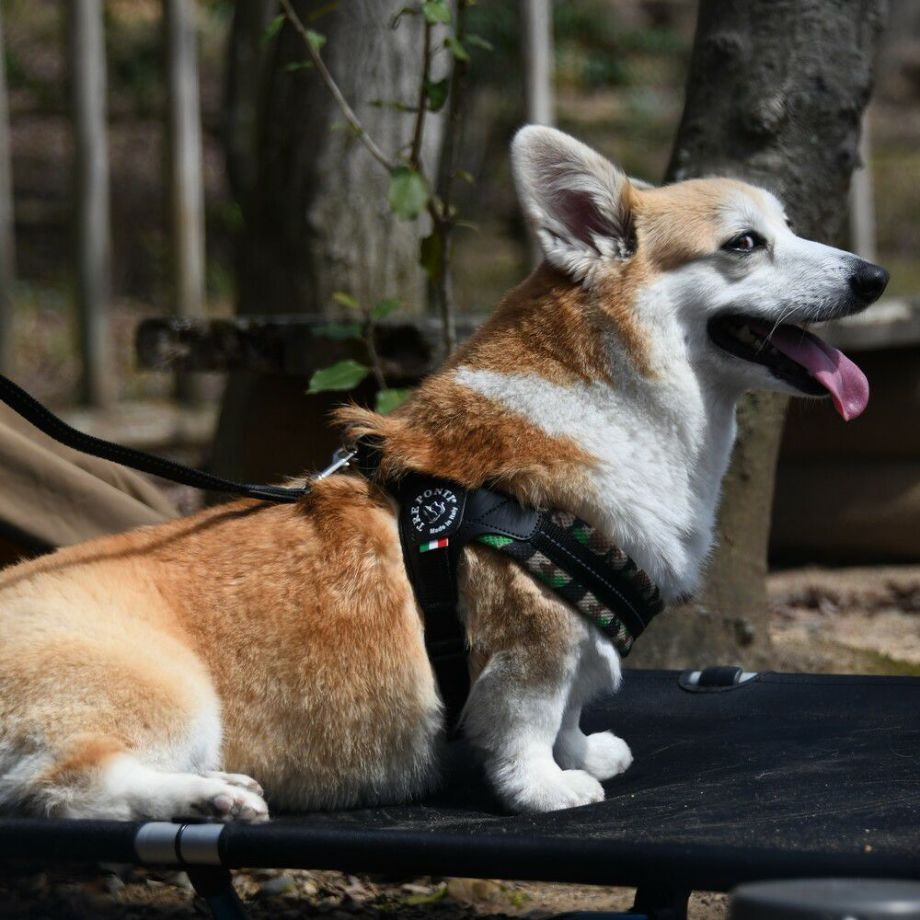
[635,178,762,269]
[455,253,657,382]
[36,736,127,799]
[451,264,615,387]
[462,546,578,688]
[336,320,596,510]
[0,485,442,811]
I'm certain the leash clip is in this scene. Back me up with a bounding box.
[313,447,357,482]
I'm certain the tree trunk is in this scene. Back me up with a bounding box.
[237,0,441,317]
[629,0,887,669]
[213,0,442,484]
[70,0,114,408]
[521,0,554,266]
[222,0,276,210]
[521,0,554,127]
[164,0,207,405]
[0,2,15,377]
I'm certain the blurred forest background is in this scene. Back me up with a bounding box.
[3,0,694,406]
[5,0,917,402]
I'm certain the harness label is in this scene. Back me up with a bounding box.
[408,486,462,538]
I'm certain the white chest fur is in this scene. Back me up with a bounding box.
[453,365,738,600]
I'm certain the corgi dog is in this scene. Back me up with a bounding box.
[0,127,887,820]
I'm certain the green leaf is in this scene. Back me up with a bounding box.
[283,60,314,73]
[308,360,370,394]
[466,33,493,52]
[388,167,429,220]
[375,388,412,415]
[262,13,284,44]
[332,291,361,311]
[422,0,451,24]
[456,168,475,185]
[307,2,339,23]
[444,36,470,61]
[424,77,449,112]
[305,29,327,51]
[312,321,362,341]
[371,297,401,321]
[419,232,444,282]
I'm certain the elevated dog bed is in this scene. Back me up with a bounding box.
[1,668,918,919]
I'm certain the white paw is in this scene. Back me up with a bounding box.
[582,731,633,781]
[509,767,605,813]
[194,776,269,822]
[203,771,265,798]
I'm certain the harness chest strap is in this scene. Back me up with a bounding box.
[352,441,664,730]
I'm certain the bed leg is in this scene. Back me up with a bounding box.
[631,883,690,920]
[186,866,249,920]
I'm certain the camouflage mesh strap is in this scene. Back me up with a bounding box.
[476,510,663,655]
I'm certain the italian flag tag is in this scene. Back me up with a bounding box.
[419,538,449,553]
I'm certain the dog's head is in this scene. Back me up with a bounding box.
[512,126,888,420]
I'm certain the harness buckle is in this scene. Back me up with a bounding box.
[313,447,357,482]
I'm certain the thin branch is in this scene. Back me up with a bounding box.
[363,313,388,390]
[281,0,463,360]
[278,0,396,173]
[409,21,433,170]
[437,2,468,228]
[429,0,470,355]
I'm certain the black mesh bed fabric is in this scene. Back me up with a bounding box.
[0,669,918,893]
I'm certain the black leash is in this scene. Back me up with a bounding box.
[0,374,311,504]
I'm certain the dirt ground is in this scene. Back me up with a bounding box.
[1,565,918,919]
[0,866,730,919]
[768,563,920,676]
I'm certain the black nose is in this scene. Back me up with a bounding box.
[849,260,889,304]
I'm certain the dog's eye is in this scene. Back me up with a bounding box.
[722,231,766,254]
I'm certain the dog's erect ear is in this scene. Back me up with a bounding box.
[512,125,636,281]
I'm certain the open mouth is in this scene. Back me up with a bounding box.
[707,314,869,421]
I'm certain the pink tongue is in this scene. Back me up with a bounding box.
[753,323,869,421]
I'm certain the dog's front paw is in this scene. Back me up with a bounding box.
[582,731,633,781]
[506,765,605,813]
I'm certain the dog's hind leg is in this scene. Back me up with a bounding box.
[0,624,268,821]
[32,747,269,820]
[3,725,271,822]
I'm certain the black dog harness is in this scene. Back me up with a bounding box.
[0,373,665,733]
[351,440,664,728]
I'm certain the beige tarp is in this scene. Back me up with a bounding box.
[0,405,176,564]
